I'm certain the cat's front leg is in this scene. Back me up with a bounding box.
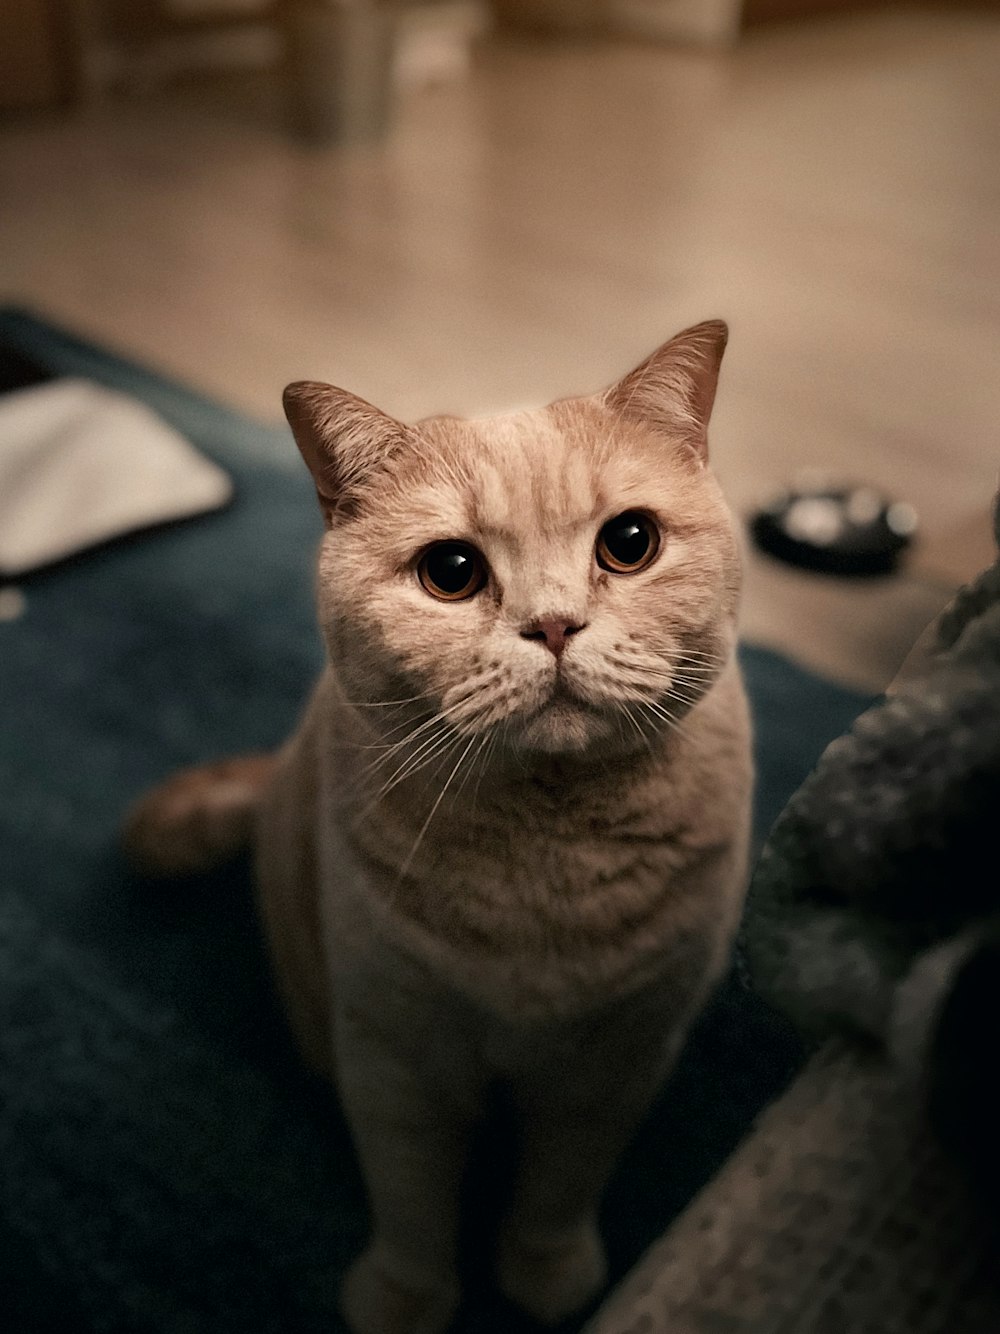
[341,1243,459,1334]
[497,1017,681,1326]
[495,1106,622,1325]
[336,1012,472,1334]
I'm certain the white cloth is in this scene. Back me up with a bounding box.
[0,379,232,577]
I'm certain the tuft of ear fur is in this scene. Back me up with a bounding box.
[603,319,728,464]
[283,381,415,522]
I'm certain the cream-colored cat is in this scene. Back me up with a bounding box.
[125,320,752,1334]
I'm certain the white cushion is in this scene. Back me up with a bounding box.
[0,379,232,577]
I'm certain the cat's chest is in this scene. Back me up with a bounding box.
[330,796,728,1021]
[317,687,751,1018]
[368,758,677,870]
[469,799,682,896]
[342,776,704,957]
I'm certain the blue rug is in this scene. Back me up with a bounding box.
[0,307,873,1334]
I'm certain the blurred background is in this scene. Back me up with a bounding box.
[2,0,999,690]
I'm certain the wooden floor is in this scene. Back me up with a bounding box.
[1,4,998,690]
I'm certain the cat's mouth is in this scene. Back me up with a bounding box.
[549,675,588,704]
[542,674,606,717]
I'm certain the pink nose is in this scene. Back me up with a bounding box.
[520,618,586,658]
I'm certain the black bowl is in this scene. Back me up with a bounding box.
[749,482,917,577]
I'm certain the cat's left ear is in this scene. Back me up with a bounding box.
[603,319,728,464]
[283,380,415,523]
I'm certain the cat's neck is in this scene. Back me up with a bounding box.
[492,742,672,804]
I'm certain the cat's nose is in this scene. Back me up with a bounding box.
[520,618,587,658]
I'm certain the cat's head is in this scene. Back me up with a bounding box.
[285,321,740,760]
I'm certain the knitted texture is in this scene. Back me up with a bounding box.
[587,1042,999,1334]
[747,526,1000,1052]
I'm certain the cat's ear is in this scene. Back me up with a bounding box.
[603,319,728,464]
[283,381,414,522]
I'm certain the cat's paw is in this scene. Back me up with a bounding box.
[496,1219,607,1325]
[340,1244,459,1334]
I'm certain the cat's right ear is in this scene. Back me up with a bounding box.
[603,320,728,465]
[283,381,414,523]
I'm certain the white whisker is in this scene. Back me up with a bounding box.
[398,732,481,879]
[342,693,433,708]
[638,698,690,738]
[468,729,498,819]
[363,723,458,807]
[619,701,655,754]
[358,691,485,780]
[358,712,446,779]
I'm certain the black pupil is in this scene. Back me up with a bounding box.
[603,514,649,566]
[427,543,476,594]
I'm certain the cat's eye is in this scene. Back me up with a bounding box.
[596,511,660,574]
[417,541,487,602]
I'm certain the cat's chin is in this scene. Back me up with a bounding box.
[512,697,618,756]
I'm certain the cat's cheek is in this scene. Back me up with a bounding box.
[366,593,498,703]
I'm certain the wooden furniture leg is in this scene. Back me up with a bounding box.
[279,0,394,145]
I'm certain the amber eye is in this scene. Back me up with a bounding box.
[417,541,487,601]
[596,511,660,573]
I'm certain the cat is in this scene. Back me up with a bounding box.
[124,320,753,1334]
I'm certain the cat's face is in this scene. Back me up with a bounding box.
[287,321,740,760]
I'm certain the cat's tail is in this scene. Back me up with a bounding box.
[122,754,277,877]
